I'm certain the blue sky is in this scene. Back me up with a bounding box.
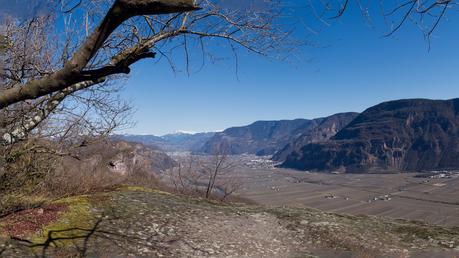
[120,1,459,135]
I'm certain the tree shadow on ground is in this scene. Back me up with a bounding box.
[2,214,173,258]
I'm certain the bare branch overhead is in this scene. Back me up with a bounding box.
[0,0,198,109]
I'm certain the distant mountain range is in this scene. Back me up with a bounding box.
[113,132,215,152]
[116,98,459,173]
[282,98,459,172]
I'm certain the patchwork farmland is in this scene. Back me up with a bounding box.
[234,163,459,227]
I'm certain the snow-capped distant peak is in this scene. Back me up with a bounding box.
[174,130,198,135]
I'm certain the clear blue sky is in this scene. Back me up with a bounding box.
[120,1,459,135]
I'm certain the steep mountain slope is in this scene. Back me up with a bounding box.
[200,119,317,155]
[201,113,358,156]
[114,132,215,152]
[272,112,358,161]
[282,98,459,172]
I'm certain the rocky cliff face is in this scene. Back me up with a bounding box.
[272,112,358,161]
[282,99,459,172]
[74,140,176,176]
[200,119,318,155]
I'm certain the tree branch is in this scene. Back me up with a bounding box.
[0,0,198,110]
[1,78,105,145]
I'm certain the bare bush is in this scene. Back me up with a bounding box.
[168,154,205,195]
[167,144,241,200]
[0,140,60,193]
[202,145,237,199]
[0,139,62,215]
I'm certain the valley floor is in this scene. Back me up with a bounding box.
[233,165,459,227]
[1,187,458,257]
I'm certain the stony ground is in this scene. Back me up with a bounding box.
[1,187,459,258]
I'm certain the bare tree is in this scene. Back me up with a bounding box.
[168,154,205,195]
[202,143,235,199]
[0,0,292,202]
[220,175,241,200]
[167,145,240,200]
[0,0,198,108]
[0,0,292,147]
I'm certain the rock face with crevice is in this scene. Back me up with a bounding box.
[282,98,459,172]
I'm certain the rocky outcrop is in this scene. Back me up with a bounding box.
[282,98,459,173]
[74,140,176,176]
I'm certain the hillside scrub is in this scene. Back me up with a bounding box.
[0,139,168,217]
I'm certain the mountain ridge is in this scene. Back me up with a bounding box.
[200,113,358,156]
[281,98,459,172]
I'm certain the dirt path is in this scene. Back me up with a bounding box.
[1,188,459,257]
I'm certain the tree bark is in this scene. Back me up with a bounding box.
[1,79,104,145]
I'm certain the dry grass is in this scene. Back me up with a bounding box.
[43,164,123,197]
[1,167,163,217]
